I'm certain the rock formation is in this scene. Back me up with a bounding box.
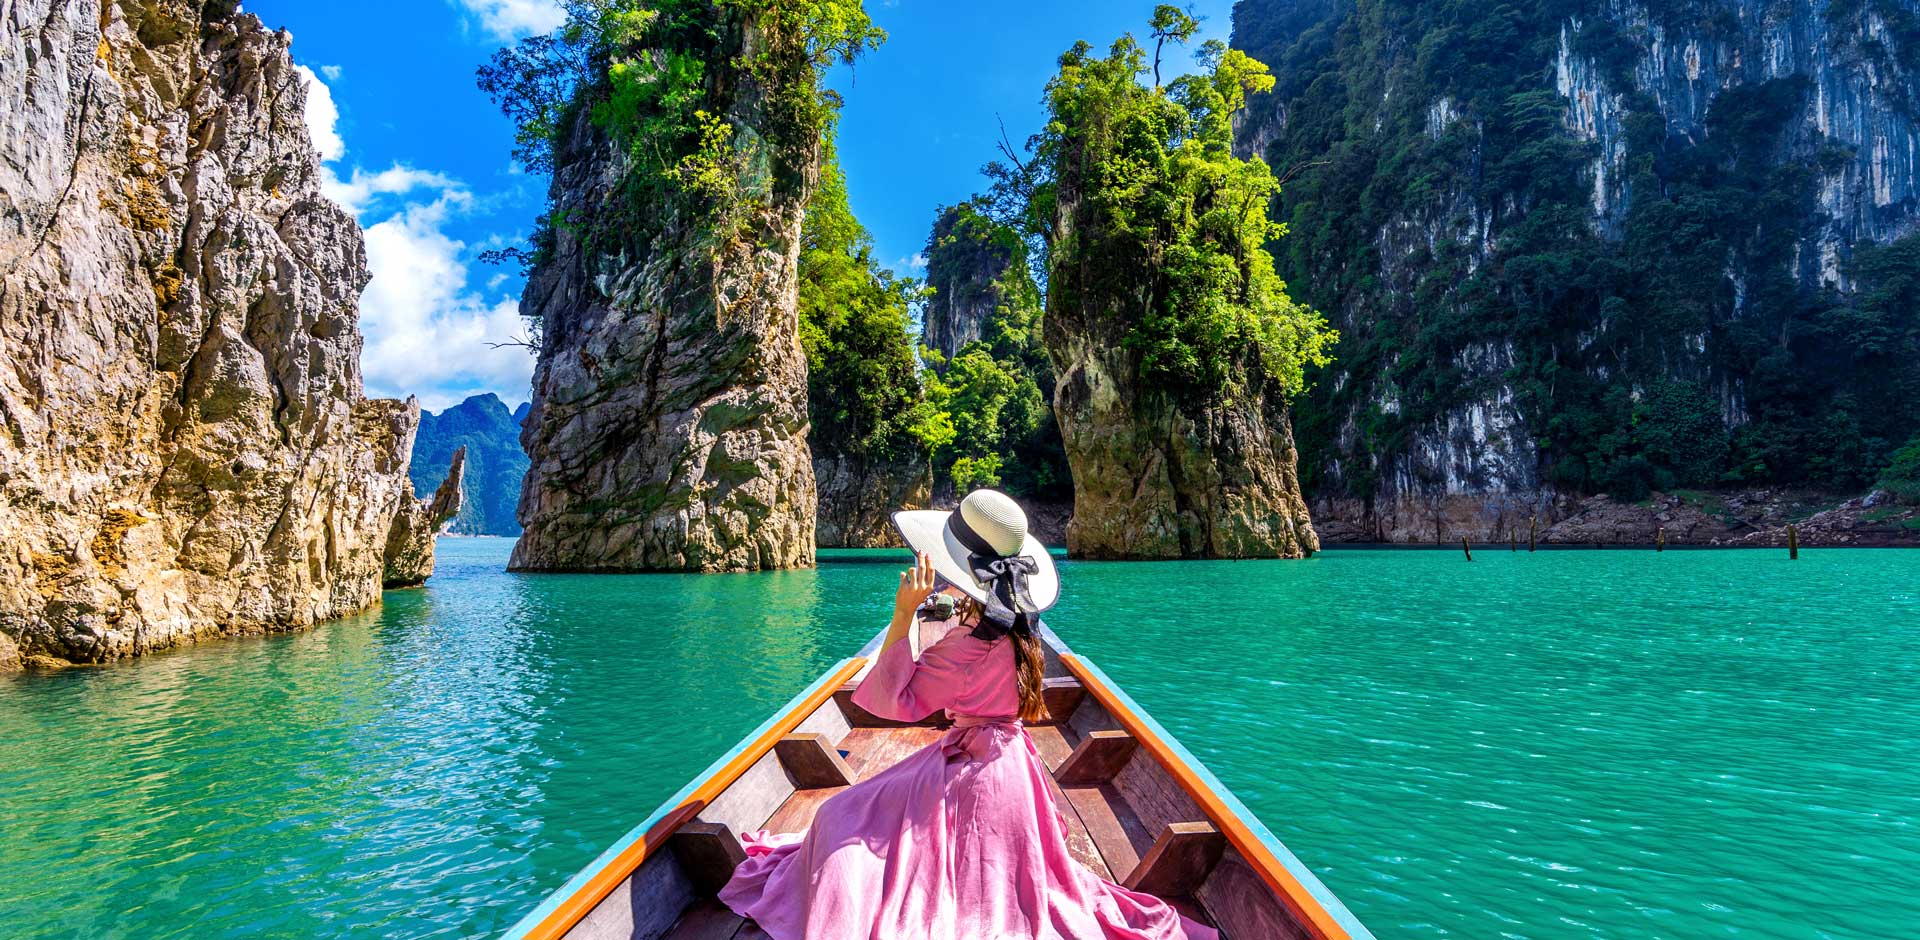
[922,203,1022,364]
[1234,0,1920,542]
[1036,36,1322,560]
[0,1,446,667]
[511,11,821,573]
[411,393,527,536]
[1045,309,1321,558]
[1045,194,1319,559]
[814,453,929,548]
[385,446,464,587]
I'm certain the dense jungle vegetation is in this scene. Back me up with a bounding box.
[480,0,1920,509]
[988,8,1336,407]
[919,201,1069,500]
[1235,0,1920,500]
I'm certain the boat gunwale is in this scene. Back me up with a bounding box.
[499,655,868,940]
[501,624,1375,940]
[1057,651,1374,940]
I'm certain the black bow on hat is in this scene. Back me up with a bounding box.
[947,512,1044,642]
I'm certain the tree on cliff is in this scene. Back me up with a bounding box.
[919,200,1068,500]
[479,0,884,268]
[985,8,1337,558]
[1015,17,1335,404]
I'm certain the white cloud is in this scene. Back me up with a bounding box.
[293,65,344,162]
[294,58,533,409]
[454,0,567,40]
[893,253,929,275]
[357,194,536,407]
[320,64,343,81]
[322,164,467,216]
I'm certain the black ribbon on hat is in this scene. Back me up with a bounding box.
[947,511,1043,642]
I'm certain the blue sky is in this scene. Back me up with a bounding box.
[248,0,1237,412]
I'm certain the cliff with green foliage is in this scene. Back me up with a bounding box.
[1234,0,1920,541]
[1018,13,1336,558]
[489,1,881,570]
[411,394,529,537]
[920,202,1070,503]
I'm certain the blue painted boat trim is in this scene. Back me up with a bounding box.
[499,657,858,940]
[1069,654,1378,940]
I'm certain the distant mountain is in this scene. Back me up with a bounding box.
[411,394,529,537]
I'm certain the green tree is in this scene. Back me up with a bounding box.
[1022,25,1335,402]
[479,0,883,261]
[798,142,938,467]
[919,200,1069,499]
[1878,435,1920,504]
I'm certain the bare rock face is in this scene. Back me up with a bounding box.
[511,16,818,573]
[0,1,441,667]
[385,445,464,587]
[1047,327,1321,559]
[814,453,929,548]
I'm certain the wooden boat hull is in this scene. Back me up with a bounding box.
[502,628,1376,940]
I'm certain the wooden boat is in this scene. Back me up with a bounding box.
[501,625,1377,940]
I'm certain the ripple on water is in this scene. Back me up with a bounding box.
[1,543,1918,939]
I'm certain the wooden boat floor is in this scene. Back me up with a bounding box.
[666,722,1213,939]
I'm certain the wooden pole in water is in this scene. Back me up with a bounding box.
[1657,527,1666,552]
[1788,524,1799,560]
[1529,515,1537,553]
[1461,536,1473,561]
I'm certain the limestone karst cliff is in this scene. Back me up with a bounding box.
[1046,301,1322,558]
[0,0,448,668]
[385,446,465,588]
[510,6,855,572]
[1037,35,1326,559]
[922,203,1023,364]
[1234,0,1920,542]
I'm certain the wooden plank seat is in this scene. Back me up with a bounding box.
[1055,729,1139,786]
[670,822,747,896]
[773,733,856,789]
[1126,821,1228,897]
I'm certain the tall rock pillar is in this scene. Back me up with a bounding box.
[511,12,821,572]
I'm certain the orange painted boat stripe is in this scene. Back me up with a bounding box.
[522,656,869,940]
[1061,654,1351,940]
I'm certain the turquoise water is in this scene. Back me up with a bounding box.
[2,540,1917,939]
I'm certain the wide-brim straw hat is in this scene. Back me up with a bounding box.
[892,489,1059,612]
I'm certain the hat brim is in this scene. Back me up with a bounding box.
[891,509,1059,612]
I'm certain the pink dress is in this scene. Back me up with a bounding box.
[718,619,1217,940]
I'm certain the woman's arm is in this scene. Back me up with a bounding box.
[853,552,962,722]
[883,551,936,650]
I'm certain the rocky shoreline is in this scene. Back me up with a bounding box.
[1312,488,1920,548]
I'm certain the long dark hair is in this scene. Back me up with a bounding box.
[1010,624,1046,723]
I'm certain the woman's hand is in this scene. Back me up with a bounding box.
[893,552,936,621]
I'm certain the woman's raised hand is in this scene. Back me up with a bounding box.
[894,551,936,619]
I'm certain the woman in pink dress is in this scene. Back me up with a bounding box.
[719,489,1215,940]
